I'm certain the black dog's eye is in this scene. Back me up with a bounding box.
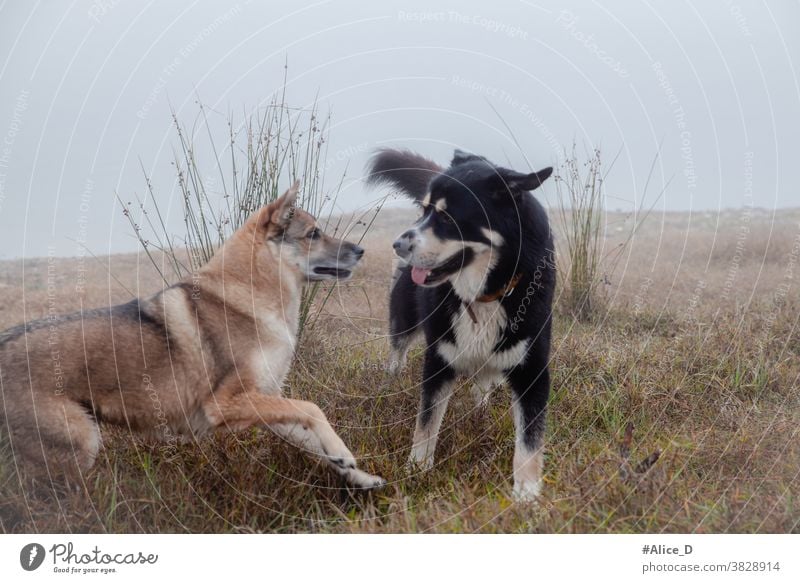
[307,228,321,239]
[438,211,453,225]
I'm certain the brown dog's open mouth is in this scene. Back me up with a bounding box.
[313,266,352,279]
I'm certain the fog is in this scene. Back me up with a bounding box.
[0,0,797,258]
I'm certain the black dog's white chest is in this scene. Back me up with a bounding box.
[436,301,529,373]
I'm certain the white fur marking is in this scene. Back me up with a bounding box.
[161,287,203,351]
[512,399,543,502]
[449,243,494,300]
[409,380,454,470]
[470,371,504,408]
[480,227,504,246]
[251,310,297,395]
[405,213,492,279]
[272,421,326,456]
[436,302,529,373]
[388,344,409,375]
[271,420,384,487]
[341,467,386,489]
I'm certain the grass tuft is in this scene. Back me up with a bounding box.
[122,86,336,334]
[554,143,605,321]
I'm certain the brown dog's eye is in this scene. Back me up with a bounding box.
[307,228,321,239]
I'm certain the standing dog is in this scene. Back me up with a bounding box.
[367,149,555,501]
[0,183,385,490]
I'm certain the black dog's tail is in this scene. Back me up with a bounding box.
[365,148,442,201]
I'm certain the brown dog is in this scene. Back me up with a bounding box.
[0,183,385,489]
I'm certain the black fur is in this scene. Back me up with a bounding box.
[365,148,443,201]
[371,148,556,495]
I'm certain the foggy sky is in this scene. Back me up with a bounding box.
[0,0,798,258]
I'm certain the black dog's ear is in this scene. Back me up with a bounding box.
[492,167,553,197]
[451,149,488,166]
[451,149,473,165]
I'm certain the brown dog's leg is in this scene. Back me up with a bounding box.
[203,391,385,489]
[9,396,101,486]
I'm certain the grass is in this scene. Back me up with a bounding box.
[553,142,666,323]
[0,207,798,533]
[122,89,336,334]
[554,143,605,322]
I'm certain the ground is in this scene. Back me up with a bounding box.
[1,207,798,533]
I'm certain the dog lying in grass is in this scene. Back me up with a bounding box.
[0,183,385,491]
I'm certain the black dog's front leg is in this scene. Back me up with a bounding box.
[507,340,551,501]
[409,348,456,470]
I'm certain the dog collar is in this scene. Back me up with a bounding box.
[464,272,523,323]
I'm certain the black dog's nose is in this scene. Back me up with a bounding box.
[353,245,364,258]
[393,230,415,256]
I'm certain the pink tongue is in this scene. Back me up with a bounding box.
[410,266,431,285]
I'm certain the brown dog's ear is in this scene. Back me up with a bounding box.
[249,181,300,234]
[269,181,300,228]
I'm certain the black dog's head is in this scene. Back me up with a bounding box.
[367,149,552,296]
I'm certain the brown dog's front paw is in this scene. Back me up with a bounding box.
[344,467,386,490]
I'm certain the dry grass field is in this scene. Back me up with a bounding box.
[1,206,799,533]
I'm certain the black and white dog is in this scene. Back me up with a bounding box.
[367,149,556,501]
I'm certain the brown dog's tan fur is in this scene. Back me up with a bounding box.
[0,183,384,489]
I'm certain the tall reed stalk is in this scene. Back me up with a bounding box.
[123,90,336,336]
[555,144,605,321]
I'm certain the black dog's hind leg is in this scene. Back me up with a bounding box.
[507,339,551,501]
[388,266,421,374]
[408,349,455,470]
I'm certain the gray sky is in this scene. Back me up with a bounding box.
[0,0,797,258]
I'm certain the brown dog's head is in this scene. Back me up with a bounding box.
[251,182,364,281]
